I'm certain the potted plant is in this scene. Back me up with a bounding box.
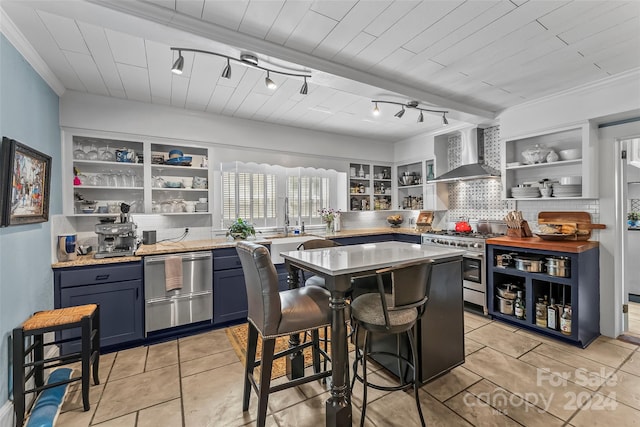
[627,212,639,227]
[227,218,256,240]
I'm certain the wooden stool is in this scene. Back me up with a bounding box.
[13,304,100,426]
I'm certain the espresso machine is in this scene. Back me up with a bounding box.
[94,203,137,259]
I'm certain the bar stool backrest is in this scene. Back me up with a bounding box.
[236,241,282,337]
[296,239,340,250]
[377,259,433,315]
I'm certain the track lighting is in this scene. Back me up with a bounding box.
[371,100,448,125]
[221,58,231,79]
[171,50,184,75]
[265,71,277,89]
[170,47,310,93]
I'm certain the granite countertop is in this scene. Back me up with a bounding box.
[52,227,423,268]
[486,236,599,253]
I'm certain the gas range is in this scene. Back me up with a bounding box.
[420,231,504,253]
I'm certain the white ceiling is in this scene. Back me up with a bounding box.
[2,0,639,142]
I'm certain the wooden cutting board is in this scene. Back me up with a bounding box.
[537,211,606,240]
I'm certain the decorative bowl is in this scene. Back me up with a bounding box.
[522,145,550,164]
[387,215,403,228]
[163,181,183,188]
[169,149,183,159]
[559,148,582,160]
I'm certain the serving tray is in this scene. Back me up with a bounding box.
[537,211,605,240]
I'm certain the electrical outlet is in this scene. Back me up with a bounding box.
[185,227,189,234]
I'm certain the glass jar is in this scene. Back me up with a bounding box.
[535,297,547,327]
[560,306,572,335]
[514,290,525,320]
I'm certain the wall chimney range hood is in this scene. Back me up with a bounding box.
[432,128,500,183]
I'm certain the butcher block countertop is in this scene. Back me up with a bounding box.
[52,227,423,268]
[486,236,599,253]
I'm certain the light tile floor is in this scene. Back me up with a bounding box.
[627,301,640,338]
[56,313,640,427]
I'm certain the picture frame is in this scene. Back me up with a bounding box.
[0,137,52,227]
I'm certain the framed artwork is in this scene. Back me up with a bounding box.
[0,137,52,226]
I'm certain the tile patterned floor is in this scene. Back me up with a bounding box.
[56,313,640,427]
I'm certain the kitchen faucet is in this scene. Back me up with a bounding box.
[283,196,290,236]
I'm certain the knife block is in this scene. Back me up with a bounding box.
[507,221,532,238]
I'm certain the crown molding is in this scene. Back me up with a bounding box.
[0,7,65,96]
[500,67,640,114]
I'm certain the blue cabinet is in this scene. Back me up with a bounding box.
[329,234,394,246]
[54,262,144,353]
[393,233,421,244]
[487,244,599,348]
[213,247,247,325]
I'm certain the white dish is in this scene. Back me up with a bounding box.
[559,176,582,185]
[559,148,582,160]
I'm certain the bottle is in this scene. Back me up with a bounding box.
[535,297,547,327]
[560,306,572,335]
[358,164,365,178]
[547,298,558,330]
[514,290,525,320]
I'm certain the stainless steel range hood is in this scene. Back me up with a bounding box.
[431,128,500,183]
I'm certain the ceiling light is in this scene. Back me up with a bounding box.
[300,77,308,95]
[169,47,310,91]
[221,58,231,79]
[171,51,184,75]
[265,71,277,90]
[371,100,448,125]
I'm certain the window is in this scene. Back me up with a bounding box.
[222,162,340,229]
[222,162,277,227]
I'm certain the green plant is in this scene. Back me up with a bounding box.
[226,218,256,239]
[628,212,639,222]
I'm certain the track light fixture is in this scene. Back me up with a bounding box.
[221,58,231,79]
[169,47,310,94]
[371,100,449,126]
[171,50,184,75]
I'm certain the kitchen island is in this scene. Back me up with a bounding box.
[281,241,465,427]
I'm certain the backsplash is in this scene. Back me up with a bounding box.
[447,126,514,221]
[446,125,600,229]
[630,199,640,213]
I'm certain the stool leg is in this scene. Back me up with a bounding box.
[350,324,359,392]
[311,329,321,374]
[359,329,370,427]
[12,328,26,427]
[257,338,275,427]
[33,333,44,388]
[243,323,258,411]
[407,328,425,427]
[92,305,100,385]
[81,316,91,411]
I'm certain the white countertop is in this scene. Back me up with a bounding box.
[280,241,465,276]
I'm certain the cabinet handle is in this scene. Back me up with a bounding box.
[96,274,110,281]
[136,288,139,299]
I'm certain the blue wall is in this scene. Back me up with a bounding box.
[0,34,60,406]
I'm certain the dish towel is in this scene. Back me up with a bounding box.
[164,256,183,292]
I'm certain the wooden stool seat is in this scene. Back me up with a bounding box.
[13,304,100,426]
[22,304,97,331]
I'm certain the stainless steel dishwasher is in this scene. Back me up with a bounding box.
[143,251,213,334]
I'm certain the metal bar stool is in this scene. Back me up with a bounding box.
[350,260,434,427]
[12,304,100,426]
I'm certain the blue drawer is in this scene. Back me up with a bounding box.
[58,262,143,288]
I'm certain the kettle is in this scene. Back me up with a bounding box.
[455,221,472,233]
[57,234,77,262]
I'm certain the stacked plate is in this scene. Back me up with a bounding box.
[511,186,540,198]
[552,184,581,197]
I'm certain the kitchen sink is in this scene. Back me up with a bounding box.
[268,235,319,264]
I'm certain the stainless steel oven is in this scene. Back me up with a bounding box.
[422,231,496,315]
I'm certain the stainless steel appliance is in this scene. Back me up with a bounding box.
[94,222,137,258]
[421,221,506,315]
[143,251,213,334]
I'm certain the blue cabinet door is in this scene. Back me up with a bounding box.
[60,279,143,352]
[330,234,394,246]
[213,269,248,324]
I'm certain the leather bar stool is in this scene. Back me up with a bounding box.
[296,239,341,288]
[350,260,434,427]
[236,241,332,427]
[12,304,100,426]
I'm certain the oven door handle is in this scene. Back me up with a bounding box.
[464,253,484,259]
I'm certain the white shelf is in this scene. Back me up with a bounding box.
[152,188,208,192]
[151,164,207,171]
[73,160,143,167]
[74,186,143,190]
[505,159,581,170]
